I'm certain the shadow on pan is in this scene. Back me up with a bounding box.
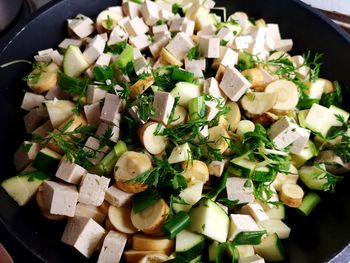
[1,0,350,262]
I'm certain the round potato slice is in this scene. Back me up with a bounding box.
[108,205,138,234]
[138,122,168,155]
[132,234,174,251]
[181,160,209,183]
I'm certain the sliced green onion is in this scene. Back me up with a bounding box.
[171,67,194,83]
[215,242,239,263]
[162,211,190,239]
[114,45,134,69]
[95,140,127,176]
[188,96,206,121]
[297,192,321,216]
[232,230,267,245]
[132,187,160,214]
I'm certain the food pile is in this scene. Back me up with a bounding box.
[1,0,348,262]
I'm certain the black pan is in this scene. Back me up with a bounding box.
[1,0,350,262]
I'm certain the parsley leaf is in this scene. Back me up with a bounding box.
[187,45,200,61]
[58,72,89,95]
[104,40,128,55]
[320,80,343,108]
[93,66,114,82]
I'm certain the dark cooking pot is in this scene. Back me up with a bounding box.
[1,0,350,262]
[0,0,23,32]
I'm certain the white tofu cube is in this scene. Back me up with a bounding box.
[84,103,101,128]
[97,231,127,263]
[205,101,219,121]
[268,117,305,150]
[232,35,253,50]
[152,24,168,37]
[34,48,54,63]
[217,27,234,42]
[265,23,281,51]
[150,91,175,125]
[159,9,174,21]
[219,66,251,101]
[149,34,171,58]
[122,1,141,18]
[240,203,269,223]
[49,50,63,66]
[187,65,204,78]
[32,120,53,137]
[212,46,238,69]
[23,106,48,133]
[59,38,83,50]
[75,203,106,224]
[100,93,123,125]
[228,214,261,241]
[55,159,86,184]
[124,17,149,36]
[226,177,254,204]
[86,85,107,104]
[13,141,40,171]
[134,56,150,75]
[239,254,265,263]
[21,92,45,111]
[127,105,147,124]
[275,39,293,52]
[168,143,191,164]
[96,123,120,143]
[197,24,217,37]
[42,181,78,217]
[129,34,152,51]
[83,35,106,65]
[184,57,206,71]
[236,245,255,259]
[61,217,106,258]
[203,77,226,101]
[140,0,159,26]
[199,36,220,58]
[166,32,195,60]
[79,173,110,206]
[95,53,112,67]
[108,26,128,46]
[45,86,70,100]
[107,6,123,16]
[68,14,94,39]
[208,160,227,177]
[105,185,134,207]
[83,137,110,165]
[290,127,310,154]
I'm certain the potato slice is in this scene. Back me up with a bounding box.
[207,126,229,154]
[168,105,187,127]
[28,63,59,94]
[160,48,183,66]
[132,234,174,251]
[139,253,169,263]
[130,199,169,236]
[241,92,278,115]
[242,68,265,89]
[265,79,299,111]
[124,250,171,263]
[181,160,209,183]
[138,122,168,155]
[108,205,138,234]
[279,183,304,208]
[225,101,241,131]
[130,75,155,98]
[36,186,66,221]
[96,10,122,33]
[273,165,299,192]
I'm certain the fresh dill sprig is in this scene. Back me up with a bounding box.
[303,51,322,82]
[22,62,49,84]
[314,164,343,192]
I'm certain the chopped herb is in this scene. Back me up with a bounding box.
[172,3,183,15]
[155,19,166,25]
[135,93,155,122]
[105,15,114,29]
[217,198,239,209]
[132,187,161,213]
[187,45,200,61]
[58,72,89,95]
[19,171,50,181]
[21,143,33,153]
[93,66,114,82]
[220,39,228,46]
[303,51,322,82]
[320,80,343,108]
[99,127,114,147]
[314,164,343,192]
[22,62,49,84]
[104,39,128,55]
[248,17,256,25]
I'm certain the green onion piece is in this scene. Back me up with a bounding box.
[171,67,194,83]
[93,65,114,82]
[188,96,206,121]
[205,169,228,200]
[162,211,190,239]
[132,187,160,214]
[297,192,321,216]
[215,242,239,263]
[114,45,134,69]
[95,141,127,176]
[232,230,267,245]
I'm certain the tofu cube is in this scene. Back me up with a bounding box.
[268,117,307,150]
[205,101,219,121]
[274,39,293,52]
[208,160,227,177]
[75,203,106,224]
[159,9,175,21]
[134,56,151,75]
[84,103,101,128]
[59,38,83,50]
[95,53,112,67]
[150,91,175,125]
[55,159,86,184]
[107,25,128,46]
[13,141,41,171]
[165,32,195,60]
[290,127,310,154]
[187,65,204,78]
[199,36,220,58]
[68,14,94,38]
[86,85,107,104]
[239,254,265,263]
[96,123,120,143]
[149,34,171,58]
[129,34,152,51]
[122,1,141,18]
[97,231,127,263]
[21,92,45,111]
[79,173,110,206]
[212,47,238,69]
[203,77,226,101]
[232,35,253,50]
[197,24,217,37]
[140,0,159,26]
[34,48,54,62]
[83,35,106,65]
[169,17,195,36]
[83,137,110,165]
[61,217,106,258]
[49,50,63,66]
[184,57,206,71]
[152,24,168,37]
[265,23,281,51]
[219,66,251,101]
[45,86,70,100]
[127,105,147,124]
[23,106,48,133]
[216,27,234,42]
[228,214,261,241]
[100,93,123,126]
[240,203,269,223]
[168,143,192,164]
[226,177,254,204]
[124,17,149,36]
[105,185,134,207]
[42,181,78,217]
[32,120,53,137]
